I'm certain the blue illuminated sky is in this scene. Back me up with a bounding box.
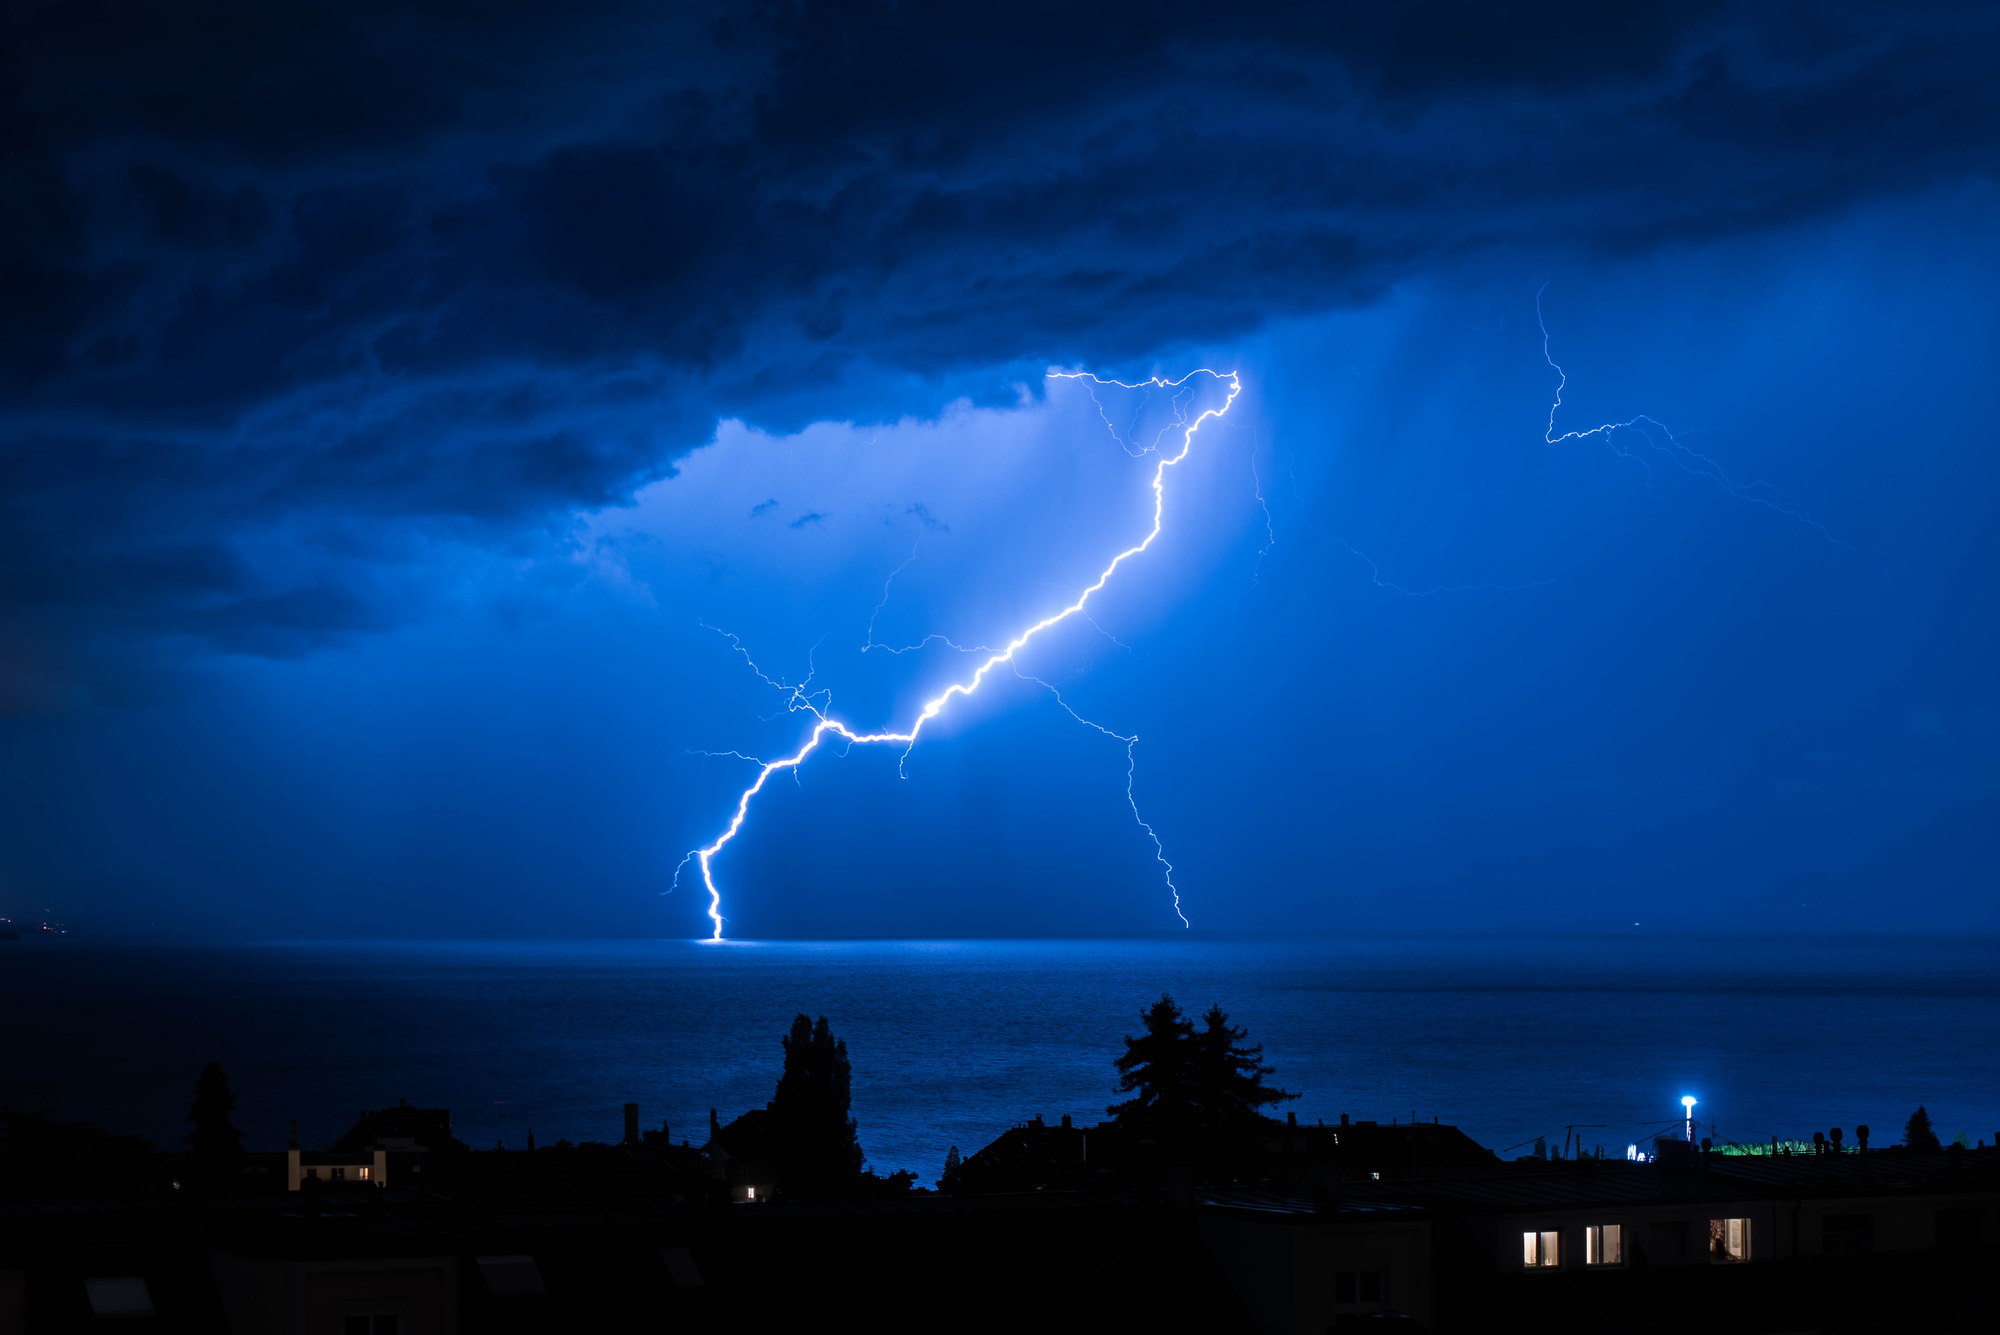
[1,3,1994,937]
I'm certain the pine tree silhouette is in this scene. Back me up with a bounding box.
[1191,1004,1298,1140]
[183,1062,244,1185]
[1903,1105,1941,1151]
[1108,994,1197,1140]
[940,1145,962,1189]
[769,1014,863,1198]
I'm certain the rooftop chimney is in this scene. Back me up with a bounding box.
[1288,1111,1297,1127]
[624,1102,639,1148]
[1340,1113,1350,1127]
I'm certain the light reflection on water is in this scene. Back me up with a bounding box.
[4,933,1996,1177]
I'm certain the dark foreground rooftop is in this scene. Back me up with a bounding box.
[2,1128,1992,1334]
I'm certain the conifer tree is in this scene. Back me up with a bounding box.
[1108,994,1198,1139]
[183,1062,244,1184]
[1903,1105,1941,1151]
[769,1014,863,1197]
[1191,1004,1298,1140]
[940,1145,962,1189]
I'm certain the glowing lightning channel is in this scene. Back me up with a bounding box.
[862,538,990,657]
[1012,664,1187,928]
[675,368,1240,940]
[1537,285,1836,543]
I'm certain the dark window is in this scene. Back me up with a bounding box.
[1334,1270,1382,1305]
[1822,1214,1873,1254]
[1936,1208,1983,1249]
[1647,1221,1689,1266]
[477,1255,547,1296]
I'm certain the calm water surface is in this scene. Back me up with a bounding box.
[5,934,1996,1179]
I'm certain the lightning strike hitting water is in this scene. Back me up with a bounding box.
[676,368,1240,940]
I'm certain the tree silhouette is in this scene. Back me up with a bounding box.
[1108,994,1198,1140]
[1191,1004,1297,1139]
[769,1014,863,1197]
[1904,1105,1941,1151]
[184,1062,244,1185]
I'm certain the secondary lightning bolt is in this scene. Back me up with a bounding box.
[862,535,990,657]
[1011,663,1187,928]
[675,368,1240,940]
[1537,285,1836,542]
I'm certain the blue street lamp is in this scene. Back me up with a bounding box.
[1682,1096,1697,1142]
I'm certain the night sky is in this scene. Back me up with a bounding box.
[2,2,1995,939]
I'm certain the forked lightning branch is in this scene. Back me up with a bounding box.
[675,369,1241,940]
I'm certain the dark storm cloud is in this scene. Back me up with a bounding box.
[1,0,1994,705]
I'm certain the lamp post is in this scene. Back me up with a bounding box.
[1682,1096,1697,1143]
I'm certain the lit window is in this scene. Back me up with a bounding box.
[358,1167,370,1180]
[1522,1230,1560,1267]
[1711,1218,1750,1262]
[746,1187,756,1200]
[1586,1224,1622,1265]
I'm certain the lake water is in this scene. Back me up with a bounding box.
[5,934,1996,1180]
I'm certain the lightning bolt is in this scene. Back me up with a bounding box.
[862,540,990,657]
[1537,285,1836,543]
[675,368,1240,940]
[1011,664,1186,928]
[1245,432,1276,596]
